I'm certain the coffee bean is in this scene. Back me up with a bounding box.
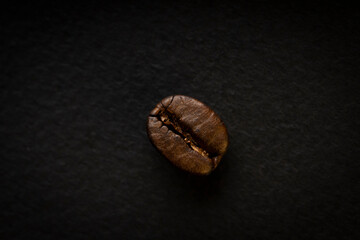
[147,95,229,175]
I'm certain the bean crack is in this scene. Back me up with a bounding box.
[156,110,213,160]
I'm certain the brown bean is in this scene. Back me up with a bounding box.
[147,95,229,175]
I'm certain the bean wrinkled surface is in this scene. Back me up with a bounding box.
[147,95,229,175]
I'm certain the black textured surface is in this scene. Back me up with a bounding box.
[1,2,359,239]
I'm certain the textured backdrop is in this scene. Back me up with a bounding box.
[1,2,359,239]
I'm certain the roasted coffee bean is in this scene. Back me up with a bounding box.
[147,95,229,175]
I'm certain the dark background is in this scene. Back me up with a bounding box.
[1,2,359,239]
